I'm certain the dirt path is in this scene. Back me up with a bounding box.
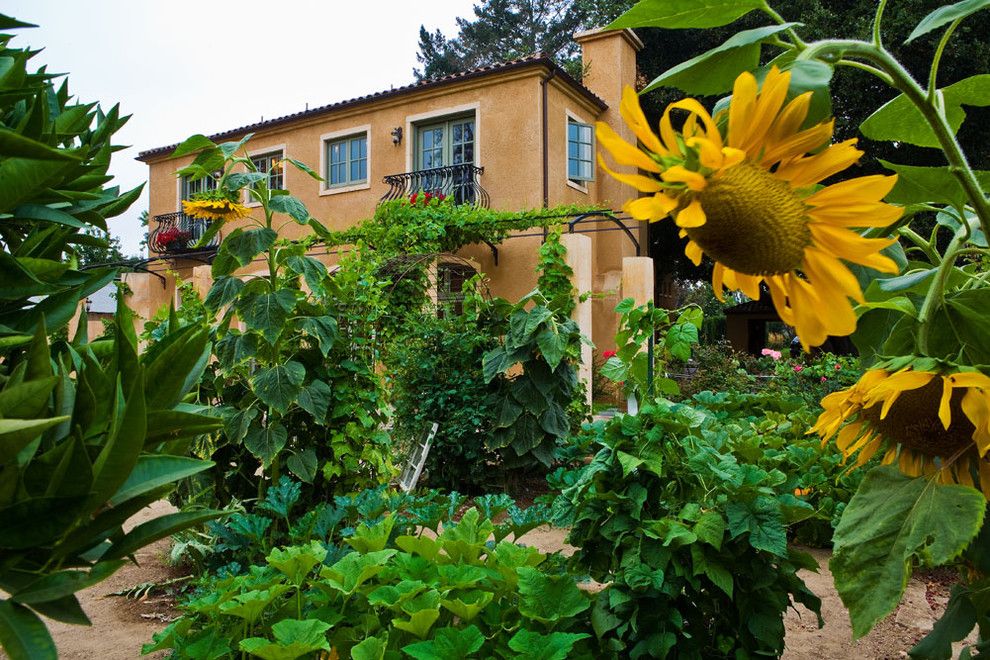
[44,501,181,660]
[32,520,969,659]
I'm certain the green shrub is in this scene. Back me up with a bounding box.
[564,397,824,657]
[388,312,500,491]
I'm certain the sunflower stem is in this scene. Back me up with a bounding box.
[759,2,806,47]
[836,59,892,85]
[872,0,889,47]
[928,19,961,100]
[899,227,941,264]
[797,39,990,240]
[917,233,964,355]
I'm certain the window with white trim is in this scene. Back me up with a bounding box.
[181,174,217,200]
[567,119,594,183]
[325,133,368,187]
[251,150,284,190]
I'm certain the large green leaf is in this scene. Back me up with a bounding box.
[643,24,796,95]
[609,0,764,29]
[170,134,217,158]
[351,635,387,660]
[109,455,215,506]
[401,625,484,660]
[831,467,986,638]
[0,496,85,549]
[926,288,990,365]
[516,566,590,623]
[862,75,990,148]
[87,374,147,512]
[252,362,305,413]
[239,619,331,660]
[320,549,397,595]
[285,256,327,293]
[507,630,591,660]
[102,509,227,560]
[243,421,288,467]
[0,417,69,464]
[268,194,310,223]
[725,496,787,556]
[11,561,124,605]
[907,0,990,42]
[0,600,56,660]
[879,159,990,208]
[204,276,245,312]
[297,380,332,424]
[267,541,327,586]
[224,227,277,267]
[238,290,297,343]
[297,315,337,356]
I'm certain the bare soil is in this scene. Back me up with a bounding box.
[36,512,971,660]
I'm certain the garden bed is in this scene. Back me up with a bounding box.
[36,503,968,660]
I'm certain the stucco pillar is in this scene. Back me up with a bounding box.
[122,271,172,340]
[562,233,593,408]
[621,257,654,307]
[191,265,213,300]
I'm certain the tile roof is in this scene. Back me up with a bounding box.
[137,54,607,161]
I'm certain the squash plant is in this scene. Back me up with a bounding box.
[0,17,224,659]
[146,507,593,658]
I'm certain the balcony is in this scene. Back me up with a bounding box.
[148,212,220,256]
[379,163,489,208]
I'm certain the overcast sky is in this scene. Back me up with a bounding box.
[6,0,477,256]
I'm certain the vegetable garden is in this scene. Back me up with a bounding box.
[2,0,990,657]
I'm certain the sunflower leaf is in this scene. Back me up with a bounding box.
[862,75,990,148]
[906,0,990,43]
[831,466,985,638]
[642,24,798,95]
[608,0,764,29]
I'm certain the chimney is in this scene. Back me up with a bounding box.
[574,28,643,210]
[574,28,643,116]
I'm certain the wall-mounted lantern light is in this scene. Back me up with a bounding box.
[391,126,403,145]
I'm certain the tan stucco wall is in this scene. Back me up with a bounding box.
[142,32,643,354]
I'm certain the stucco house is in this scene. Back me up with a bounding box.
[133,28,647,349]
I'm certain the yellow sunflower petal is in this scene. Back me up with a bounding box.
[808,224,900,273]
[766,92,812,146]
[620,86,666,155]
[765,275,795,326]
[775,139,863,188]
[761,121,835,168]
[596,122,663,172]
[684,240,703,265]
[938,376,954,430]
[597,154,663,193]
[949,372,990,389]
[961,388,990,456]
[675,199,707,228]
[662,165,707,191]
[802,247,865,304]
[712,263,727,302]
[624,194,678,222]
[727,71,758,150]
[739,66,790,154]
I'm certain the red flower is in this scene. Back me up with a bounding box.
[603,350,617,359]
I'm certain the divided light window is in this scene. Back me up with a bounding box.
[181,174,217,200]
[567,119,594,183]
[326,134,368,187]
[251,150,284,190]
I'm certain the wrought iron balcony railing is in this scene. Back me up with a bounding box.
[379,163,489,208]
[148,212,220,255]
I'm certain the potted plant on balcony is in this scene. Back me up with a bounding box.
[158,225,192,251]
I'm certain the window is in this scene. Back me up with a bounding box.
[416,117,474,170]
[250,150,284,190]
[567,119,594,183]
[181,174,217,200]
[437,262,477,317]
[414,115,476,203]
[326,134,367,187]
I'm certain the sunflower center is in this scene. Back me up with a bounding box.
[862,379,975,458]
[685,161,811,275]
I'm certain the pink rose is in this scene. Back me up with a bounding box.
[793,365,803,373]
[821,376,827,383]
[835,364,842,371]
[761,348,782,360]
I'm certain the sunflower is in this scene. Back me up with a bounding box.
[182,191,250,221]
[597,67,904,349]
[812,367,990,495]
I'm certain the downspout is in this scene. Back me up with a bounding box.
[541,67,556,209]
